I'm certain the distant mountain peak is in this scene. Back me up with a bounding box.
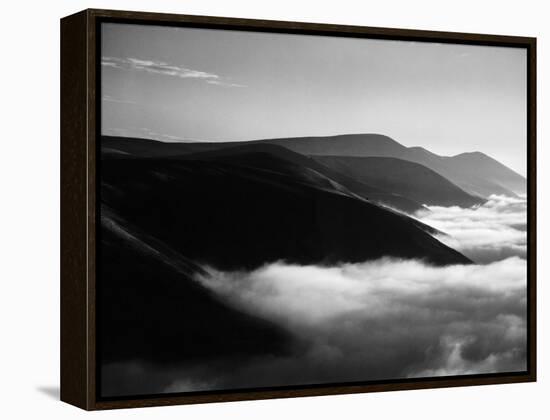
[453,151,488,159]
[102,133,526,197]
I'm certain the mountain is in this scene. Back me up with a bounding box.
[103,136,426,213]
[263,133,405,157]
[179,143,430,214]
[261,134,526,197]
[99,206,292,367]
[101,145,470,269]
[102,135,223,157]
[99,140,473,368]
[313,156,485,208]
[446,151,526,197]
[101,136,481,212]
[103,134,526,199]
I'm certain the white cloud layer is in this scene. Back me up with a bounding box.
[101,195,528,395]
[416,194,527,263]
[155,256,526,391]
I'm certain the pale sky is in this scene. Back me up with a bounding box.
[101,23,527,175]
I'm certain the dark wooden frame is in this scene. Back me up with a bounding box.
[60,8,537,410]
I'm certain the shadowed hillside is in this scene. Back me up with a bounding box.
[103,134,526,199]
[261,134,526,197]
[99,206,292,369]
[98,140,473,390]
[101,151,470,269]
[178,143,430,214]
[314,156,485,207]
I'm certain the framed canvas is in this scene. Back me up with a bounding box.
[60,9,536,410]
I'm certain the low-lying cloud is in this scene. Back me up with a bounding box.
[416,194,527,263]
[141,257,523,393]
[101,257,526,396]
[100,195,528,396]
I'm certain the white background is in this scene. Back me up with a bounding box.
[0,0,546,418]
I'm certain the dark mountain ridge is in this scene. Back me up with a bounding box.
[313,155,484,208]
[176,143,429,214]
[260,134,526,197]
[101,148,470,268]
[103,133,526,199]
[98,139,472,370]
[99,206,292,367]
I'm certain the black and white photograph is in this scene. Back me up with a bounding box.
[98,21,529,398]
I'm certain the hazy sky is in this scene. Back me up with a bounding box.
[101,23,527,175]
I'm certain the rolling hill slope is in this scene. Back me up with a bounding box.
[98,141,473,373]
[177,143,429,214]
[313,155,485,207]
[101,147,470,268]
[103,133,526,199]
[261,134,526,197]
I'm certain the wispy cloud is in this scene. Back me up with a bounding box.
[206,79,246,88]
[102,95,140,106]
[102,56,245,87]
[103,127,197,143]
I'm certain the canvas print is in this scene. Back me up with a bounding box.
[98,22,528,398]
